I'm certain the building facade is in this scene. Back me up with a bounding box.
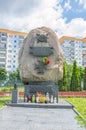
[0,29,27,73]
[59,36,86,67]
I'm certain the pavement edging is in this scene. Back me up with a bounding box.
[66,100,86,122]
[73,108,86,122]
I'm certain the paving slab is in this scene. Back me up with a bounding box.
[0,105,85,130]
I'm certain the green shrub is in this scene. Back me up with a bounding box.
[1,87,14,92]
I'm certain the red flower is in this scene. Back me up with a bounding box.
[46,59,51,64]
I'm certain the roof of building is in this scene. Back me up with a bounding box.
[0,28,28,36]
[59,36,86,43]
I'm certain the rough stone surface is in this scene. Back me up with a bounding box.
[19,27,63,83]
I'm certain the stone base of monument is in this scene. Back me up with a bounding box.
[24,81,58,103]
[8,81,74,109]
[6,100,74,109]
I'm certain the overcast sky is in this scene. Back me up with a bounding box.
[0,0,86,38]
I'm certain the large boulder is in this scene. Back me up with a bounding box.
[19,27,63,84]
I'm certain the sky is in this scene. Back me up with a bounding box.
[0,0,86,38]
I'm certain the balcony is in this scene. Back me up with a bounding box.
[0,64,5,68]
[0,55,6,58]
[1,40,7,43]
[1,33,7,37]
[0,48,6,51]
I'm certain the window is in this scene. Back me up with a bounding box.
[14,40,16,43]
[0,53,5,57]
[8,60,11,62]
[0,64,5,67]
[13,65,15,68]
[8,55,12,58]
[0,58,5,62]
[1,33,7,36]
[14,45,16,47]
[1,38,7,42]
[7,65,11,68]
[8,50,12,52]
[0,43,6,48]
[9,35,13,37]
[9,45,12,48]
[19,36,24,39]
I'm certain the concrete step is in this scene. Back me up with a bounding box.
[6,100,74,109]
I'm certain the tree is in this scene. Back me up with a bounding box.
[70,60,81,91]
[8,68,23,87]
[0,67,7,80]
[79,67,84,80]
[62,62,68,91]
[66,64,73,90]
[15,68,21,80]
[83,67,86,90]
[9,71,17,84]
[9,68,21,83]
[58,62,68,91]
[79,66,84,90]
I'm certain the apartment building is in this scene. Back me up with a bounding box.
[82,38,86,66]
[0,28,86,74]
[59,36,86,67]
[0,29,27,73]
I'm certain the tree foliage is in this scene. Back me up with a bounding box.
[0,68,7,80]
[83,67,86,90]
[70,61,81,91]
[58,62,68,91]
[58,61,84,91]
[9,68,21,84]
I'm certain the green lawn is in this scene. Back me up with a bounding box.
[0,97,11,108]
[0,86,24,92]
[66,98,86,128]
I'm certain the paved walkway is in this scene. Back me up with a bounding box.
[0,105,85,130]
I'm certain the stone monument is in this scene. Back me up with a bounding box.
[12,84,19,103]
[19,26,63,103]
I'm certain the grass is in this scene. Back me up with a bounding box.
[0,86,24,92]
[0,96,11,108]
[0,86,24,108]
[66,97,86,128]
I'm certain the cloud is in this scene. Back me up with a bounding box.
[0,0,86,38]
[58,18,86,38]
[0,0,42,17]
[64,0,72,11]
[0,0,63,32]
[78,0,86,9]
